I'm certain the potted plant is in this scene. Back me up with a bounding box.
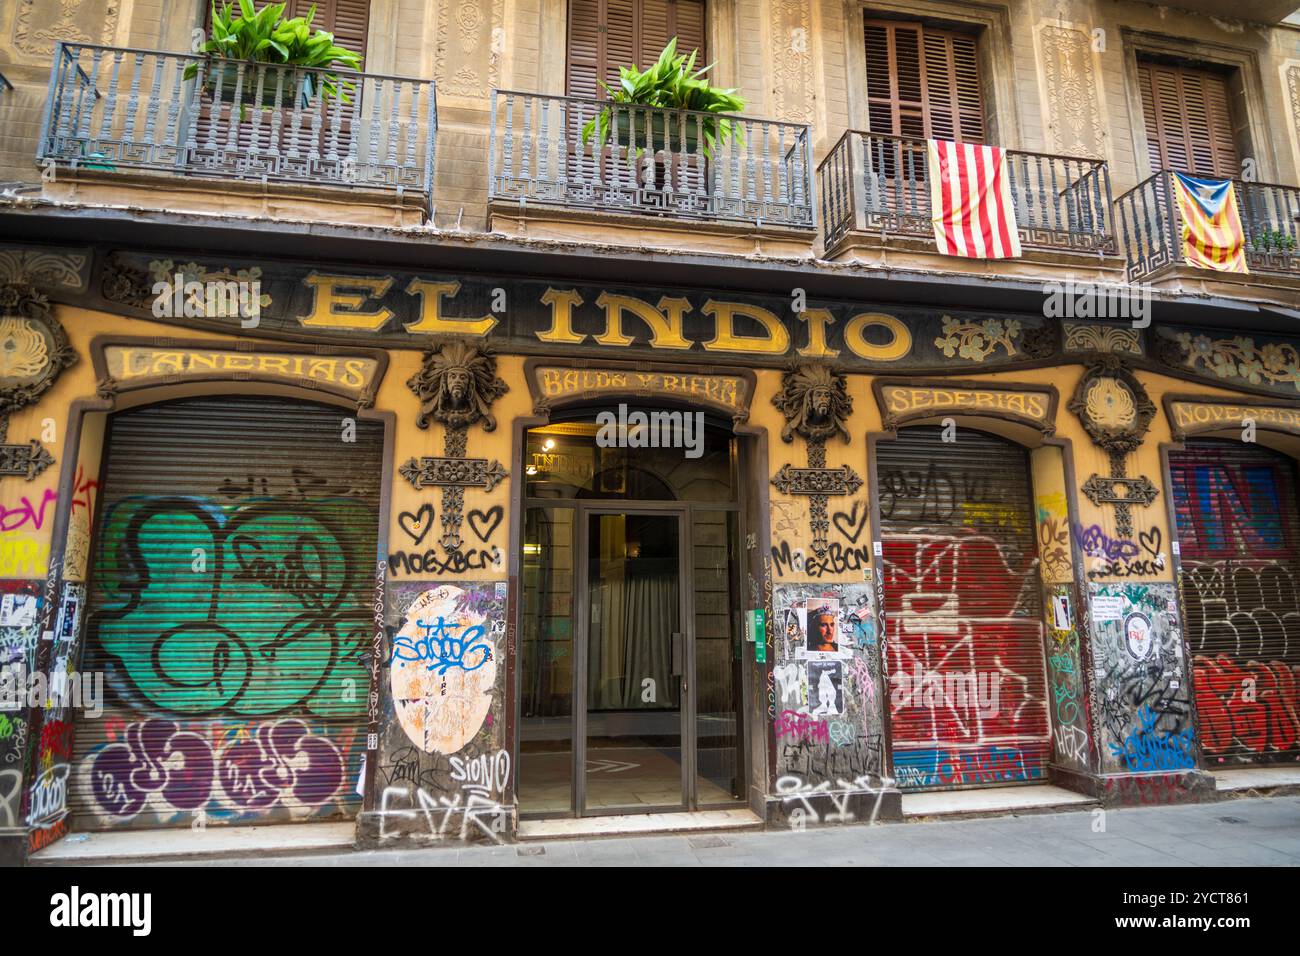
[184,1,363,112]
[580,38,745,157]
[1252,227,1297,255]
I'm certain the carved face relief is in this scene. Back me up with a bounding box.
[445,366,471,407]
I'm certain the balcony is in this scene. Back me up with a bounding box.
[487,90,815,250]
[37,42,437,222]
[819,130,1116,265]
[1116,170,1300,282]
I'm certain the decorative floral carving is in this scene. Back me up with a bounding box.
[934,317,1022,361]
[0,285,78,416]
[1174,332,1300,391]
[1067,356,1155,454]
[1038,25,1105,159]
[1064,323,1142,355]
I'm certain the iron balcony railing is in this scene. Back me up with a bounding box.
[1115,170,1300,281]
[37,42,437,212]
[819,130,1114,255]
[488,90,816,230]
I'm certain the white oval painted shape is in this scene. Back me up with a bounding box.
[390,585,496,755]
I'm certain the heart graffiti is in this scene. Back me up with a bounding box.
[398,504,435,546]
[467,506,504,544]
[831,500,869,544]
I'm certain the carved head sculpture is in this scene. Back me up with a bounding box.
[772,363,852,445]
[407,340,509,431]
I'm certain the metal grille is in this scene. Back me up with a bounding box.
[38,43,437,215]
[1171,440,1300,766]
[69,396,383,831]
[877,426,1050,791]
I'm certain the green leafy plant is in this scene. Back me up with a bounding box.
[580,38,745,157]
[1252,227,1297,254]
[183,1,363,104]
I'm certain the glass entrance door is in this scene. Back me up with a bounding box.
[580,510,687,813]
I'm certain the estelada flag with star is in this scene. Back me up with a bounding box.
[1172,171,1249,274]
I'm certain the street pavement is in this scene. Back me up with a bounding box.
[148,794,1300,867]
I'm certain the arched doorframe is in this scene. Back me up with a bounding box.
[864,403,1101,792]
[21,369,396,854]
[508,359,769,819]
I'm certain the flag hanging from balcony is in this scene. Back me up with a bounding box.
[927,139,1022,259]
[1171,172,1249,274]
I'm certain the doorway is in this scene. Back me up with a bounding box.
[517,417,745,817]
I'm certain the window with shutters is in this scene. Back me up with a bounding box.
[863,18,985,144]
[567,0,707,100]
[1136,58,1241,179]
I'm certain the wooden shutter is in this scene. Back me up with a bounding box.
[864,19,984,143]
[567,0,707,99]
[1137,60,1239,178]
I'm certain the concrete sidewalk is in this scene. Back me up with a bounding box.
[102,794,1300,867]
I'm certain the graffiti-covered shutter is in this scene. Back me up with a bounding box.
[878,426,1050,790]
[70,397,383,831]
[1171,440,1300,764]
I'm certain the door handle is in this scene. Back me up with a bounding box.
[671,631,683,676]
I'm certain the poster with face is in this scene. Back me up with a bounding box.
[808,660,844,716]
[799,599,845,660]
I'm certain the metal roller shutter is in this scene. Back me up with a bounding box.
[70,396,383,830]
[878,426,1050,790]
[1170,440,1300,765]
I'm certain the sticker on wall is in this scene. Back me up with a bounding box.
[1051,593,1071,631]
[1124,611,1154,661]
[1091,594,1123,622]
[390,584,498,755]
[807,661,844,716]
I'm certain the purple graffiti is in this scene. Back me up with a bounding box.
[88,717,346,820]
[220,718,345,810]
[1073,523,1139,561]
[90,719,214,818]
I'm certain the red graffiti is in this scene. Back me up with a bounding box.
[39,719,73,762]
[883,532,1049,750]
[1193,654,1300,755]
[72,466,100,516]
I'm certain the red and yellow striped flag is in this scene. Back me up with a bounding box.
[1172,172,1249,274]
[927,139,1022,259]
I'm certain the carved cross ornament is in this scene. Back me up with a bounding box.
[1067,356,1158,538]
[770,363,859,556]
[399,341,509,552]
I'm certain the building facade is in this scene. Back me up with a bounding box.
[0,0,1298,861]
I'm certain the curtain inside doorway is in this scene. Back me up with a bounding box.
[588,569,679,710]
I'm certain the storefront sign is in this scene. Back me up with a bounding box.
[92,251,1056,372]
[528,362,754,418]
[94,340,386,405]
[1166,397,1300,439]
[875,380,1057,432]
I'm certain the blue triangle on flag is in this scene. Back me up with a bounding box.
[1172,171,1232,219]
